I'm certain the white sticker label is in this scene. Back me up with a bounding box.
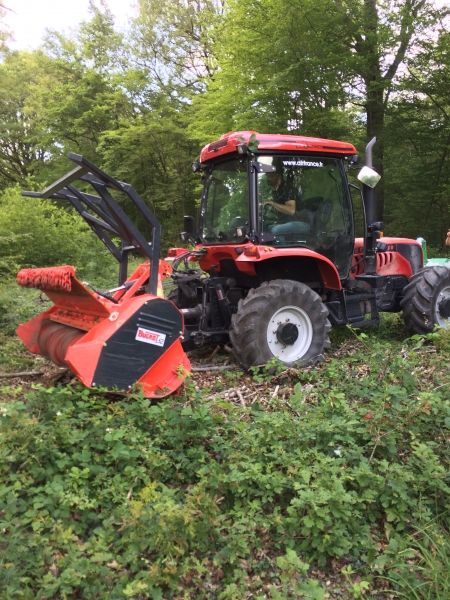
[135,327,166,347]
[282,159,324,167]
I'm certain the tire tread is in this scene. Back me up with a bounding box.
[230,279,331,368]
[401,266,450,333]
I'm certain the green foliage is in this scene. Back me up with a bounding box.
[384,29,450,246]
[0,187,115,278]
[0,51,48,189]
[250,357,288,383]
[0,280,48,337]
[188,0,357,143]
[381,523,450,599]
[133,0,221,91]
[1,2,449,247]
[98,96,197,246]
[0,323,449,597]
[0,332,42,373]
[24,41,132,168]
[0,3,449,596]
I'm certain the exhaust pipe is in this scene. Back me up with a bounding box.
[358,137,383,275]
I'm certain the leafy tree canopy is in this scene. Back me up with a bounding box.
[0,0,448,246]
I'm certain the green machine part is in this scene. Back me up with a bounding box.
[417,237,450,269]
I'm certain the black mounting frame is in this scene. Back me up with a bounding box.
[23,153,161,295]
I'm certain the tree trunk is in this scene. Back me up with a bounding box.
[364,0,385,221]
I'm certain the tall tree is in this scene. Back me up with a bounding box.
[77,0,123,73]
[189,0,447,216]
[23,5,133,171]
[98,94,198,245]
[384,28,450,244]
[132,0,223,95]
[0,52,47,188]
[0,3,10,53]
[334,0,446,215]
[188,0,364,143]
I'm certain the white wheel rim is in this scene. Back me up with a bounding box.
[266,305,313,362]
[436,285,450,328]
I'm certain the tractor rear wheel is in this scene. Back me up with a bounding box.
[229,279,331,368]
[401,266,450,333]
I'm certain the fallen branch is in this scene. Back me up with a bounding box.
[236,388,246,408]
[192,364,234,372]
[0,370,45,379]
[206,345,221,361]
[47,368,70,384]
[206,386,241,400]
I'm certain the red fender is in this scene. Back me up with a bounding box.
[198,243,342,290]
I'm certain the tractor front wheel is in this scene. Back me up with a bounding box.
[401,266,450,333]
[229,279,331,368]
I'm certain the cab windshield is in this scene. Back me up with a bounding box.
[201,158,249,243]
[257,155,354,275]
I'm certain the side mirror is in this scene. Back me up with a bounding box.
[357,166,381,188]
[180,215,195,243]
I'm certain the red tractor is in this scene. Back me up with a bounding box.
[16,131,450,397]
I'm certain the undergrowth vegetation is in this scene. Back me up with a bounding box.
[0,188,115,278]
[0,318,449,599]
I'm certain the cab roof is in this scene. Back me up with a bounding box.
[199,130,357,163]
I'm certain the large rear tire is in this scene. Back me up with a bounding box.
[229,279,331,368]
[401,266,450,333]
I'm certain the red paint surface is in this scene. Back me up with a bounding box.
[199,131,357,163]
[16,265,190,398]
[197,243,342,290]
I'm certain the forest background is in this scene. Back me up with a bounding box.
[0,0,449,267]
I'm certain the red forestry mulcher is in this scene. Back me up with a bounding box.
[16,155,190,398]
[16,133,450,397]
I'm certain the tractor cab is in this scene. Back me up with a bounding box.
[195,131,357,278]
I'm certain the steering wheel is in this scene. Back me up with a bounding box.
[261,201,278,227]
[261,204,279,231]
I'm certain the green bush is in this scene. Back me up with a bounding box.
[0,187,114,278]
[0,327,448,597]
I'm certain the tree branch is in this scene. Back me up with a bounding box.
[383,0,427,84]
